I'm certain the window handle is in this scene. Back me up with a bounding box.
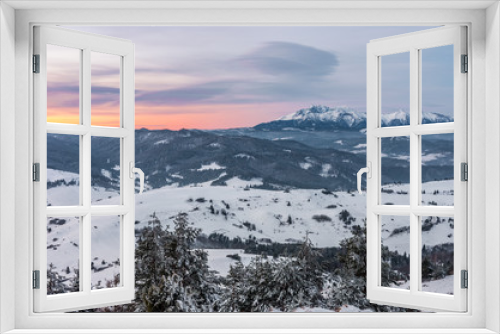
[129,162,145,194]
[357,162,371,194]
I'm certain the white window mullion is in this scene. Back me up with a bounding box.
[46,206,88,216]
[78,47,85,293]
[80,213,91,295]
[81,47,92,295]
[413,122,454,135]
[373,123,455,138]
[121,50,135,294]
[373,205,455,217]
[372,205,411,215]
[372,126,411,138]
[365,44,380,298]
[409,47,420,295]
[46,123,129,138]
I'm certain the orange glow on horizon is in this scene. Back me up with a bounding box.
[48,106,121,127]
[134,103,294,130]
[47,107,79,124]
[48,102,297,130]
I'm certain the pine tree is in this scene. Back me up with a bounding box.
[219,261,246,312]
[47,263,79,294]
[220,236,324,312]
[134,212,221,312]
[328,223,370,309]
[47,263,67,295]
[69,267,80,292]
[329,221,413,312]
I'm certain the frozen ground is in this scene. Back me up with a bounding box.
[205,249,254,276]
[392,275,454,295]
[46,170,455,298]
[271,305,370,313]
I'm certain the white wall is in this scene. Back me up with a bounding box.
[0,2,16,333]
[486,2,500,333]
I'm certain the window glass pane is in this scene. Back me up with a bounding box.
[47,44,80,124]
[421,133,454,206]
[421,216,454,295]
[91,137,121,205]
[91,52,121,127]
[381,136,410,205]
[381,52,410,127]
[91,215,121,290]
[47,216,80,295]
[47,134,80,206]
[421,45,454,124]
[380,215,410,289]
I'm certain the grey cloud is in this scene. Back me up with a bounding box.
[47,85,79,108]
[48,85,121,108]
[91,86,120,107]
[135,78,331,107]
[48,84,79,94]
[91,86,120,95]
[237,42,338,78]
[134,42,340,106]
[136,42,339,80]
[47,99,79,109]
[136,83,230,105]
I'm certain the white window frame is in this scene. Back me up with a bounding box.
[0,2,499,333]
[365,26,467,312]
[33,25,136,312]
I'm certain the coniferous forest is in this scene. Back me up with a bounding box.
[48,212,455,313]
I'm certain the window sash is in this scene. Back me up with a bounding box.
[33,25,136,312]
[366,26,468,312]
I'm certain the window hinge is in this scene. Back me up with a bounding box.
[461,162,468,181]
[33,163,40,182]
[461,54,468,73]
[461,270,468,289]
[33,54,40,73]
[33,270,40,289]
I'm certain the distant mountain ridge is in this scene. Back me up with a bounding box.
[253,105,453,131]
[47,105,454,192]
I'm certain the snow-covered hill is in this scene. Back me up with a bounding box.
[47,178,455,291]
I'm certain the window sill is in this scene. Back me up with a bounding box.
[4,329,498,334]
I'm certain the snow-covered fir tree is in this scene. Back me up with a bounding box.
[220,236,324,312]
[47,263,79,295]
[134,212,221,312]
[328,221,415,312]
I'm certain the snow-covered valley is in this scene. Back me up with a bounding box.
[46,171,455,297]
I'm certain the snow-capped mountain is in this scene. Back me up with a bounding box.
[254,106,366,131]
[254,105,453,131]
[381,110,454,127]
[279,106,366,128]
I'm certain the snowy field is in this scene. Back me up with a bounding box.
[46,169,455,300]
[391,275,454,295]
[205,249,255,276]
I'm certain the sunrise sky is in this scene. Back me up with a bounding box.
[47,26,453,130]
